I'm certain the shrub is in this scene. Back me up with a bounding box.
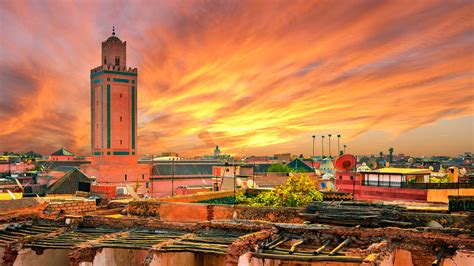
[267,164,293,173]
[242,174,323,207]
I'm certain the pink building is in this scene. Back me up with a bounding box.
[0,162,35,174]
[81,29,152,195]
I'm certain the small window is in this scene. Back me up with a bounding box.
[226,169,230,172]
[339,176,342,180]
[350,176,354,180]
[124,174,127,181]
[142,174,145,180]
[96,100,99,106]
[120,116,122,122]
[120,140,122,145]
[146,182,149,188]
[104,58,107,64]
[115,56,120,66]
[120,93,122,98]
[96,123,98,128]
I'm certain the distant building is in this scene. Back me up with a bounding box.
[274,153,291,163]
[151,160,221,197]
[50,148,75,161]
[214,146,221,158]
[161,152,178,157]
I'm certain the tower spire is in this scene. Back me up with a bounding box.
[112,25,115,36]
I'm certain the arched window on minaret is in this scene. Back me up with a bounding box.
[104,57,107,65]
[115,56,120,66]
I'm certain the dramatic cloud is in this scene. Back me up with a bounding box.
[0,0,473,156]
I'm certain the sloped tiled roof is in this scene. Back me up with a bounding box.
[50,148,75,156]
[288,158,314,172]
[47,168,90,194]
[152,160,222,177]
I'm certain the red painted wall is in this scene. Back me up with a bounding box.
[335,171,428,201]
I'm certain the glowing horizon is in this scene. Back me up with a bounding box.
[0,0,473,157]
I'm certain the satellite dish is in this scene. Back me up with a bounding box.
[335,154,356,171]
[367,158,378,170]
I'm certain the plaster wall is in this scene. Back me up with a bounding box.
[427,188,474,203]
[92,248,148,266]
[12,248,69,266]
[149,252,225,266]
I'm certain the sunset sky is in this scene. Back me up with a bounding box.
[0,0,473,157]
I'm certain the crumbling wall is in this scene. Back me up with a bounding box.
[0,198,46,223]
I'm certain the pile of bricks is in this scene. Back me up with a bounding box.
[43,199,96,215]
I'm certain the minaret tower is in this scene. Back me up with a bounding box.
[90,27,138,165]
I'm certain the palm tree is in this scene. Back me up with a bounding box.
[328,134,332,158]
[388,147,394,163]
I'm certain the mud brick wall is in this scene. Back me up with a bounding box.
[0,198,46,222]
[128,201,303,223]
[0,198,40,212]
[153,189,241,203]
[43,200,96,215]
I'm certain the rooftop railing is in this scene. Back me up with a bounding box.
[360,180,474,189]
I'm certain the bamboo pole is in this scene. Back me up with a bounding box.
[253,252,363,262]
[314,239,332,255]
[289,239,304,254]
[268,237,289,250]
[329,238,350,256]
[432,247,445,266]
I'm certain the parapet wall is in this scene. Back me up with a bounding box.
[128,201,303,223]
[152,189,241,203]
[43,199,96,215]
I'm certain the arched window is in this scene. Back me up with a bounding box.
[104,57,107,64]
[115,56,120,66]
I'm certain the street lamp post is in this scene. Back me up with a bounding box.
[337,134,341,156]
[328,134,332,158]
[233,164,237,200]
[343,145,347,154]
[321,136,325,158]
[312,135,316,169]
[171,158,175,196]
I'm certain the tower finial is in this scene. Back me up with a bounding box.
[112,25,115,36]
